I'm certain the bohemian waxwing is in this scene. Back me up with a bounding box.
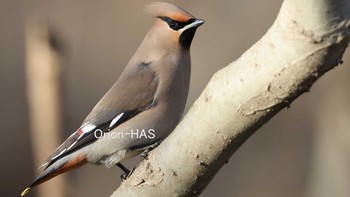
[21,2,204,196]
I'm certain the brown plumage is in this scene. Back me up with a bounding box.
[21,2,204,196]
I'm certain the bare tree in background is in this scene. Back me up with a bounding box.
[111,0,350,196]
[306,79,350,197]
[25,21,69,197]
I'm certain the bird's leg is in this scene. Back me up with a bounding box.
[141,140,162,160]
[116,163,131,181]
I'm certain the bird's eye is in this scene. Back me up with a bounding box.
[158,16,184,31]
[169,21,178,29]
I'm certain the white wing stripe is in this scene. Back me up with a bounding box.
[67,141,77,150]
[82,124,96,133]
[52,148,67,160]
[109,113,124,128]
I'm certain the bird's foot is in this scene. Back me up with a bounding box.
[121,167,135,181]
[116,163,133,181]
[120,173,128,181]
[141,140,162,160]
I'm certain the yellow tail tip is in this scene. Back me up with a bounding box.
[21,187,31,196]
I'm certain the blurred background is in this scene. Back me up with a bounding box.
[1,0,349,197]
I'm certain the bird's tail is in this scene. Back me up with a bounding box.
[21,154,87,196]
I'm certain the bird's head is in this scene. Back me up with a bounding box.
[145,2,204,49]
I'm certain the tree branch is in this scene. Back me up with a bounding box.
[111,0,350,196]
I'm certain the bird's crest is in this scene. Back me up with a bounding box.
[145,2,194,22]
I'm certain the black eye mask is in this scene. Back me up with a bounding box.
[158,16,195,31]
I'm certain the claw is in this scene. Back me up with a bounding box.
[116,163,130,181]
[120,173,128,181]
[141,140,162,160]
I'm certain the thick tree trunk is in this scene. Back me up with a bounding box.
[111,0,350,196]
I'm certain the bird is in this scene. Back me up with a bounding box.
[21,2,204,196]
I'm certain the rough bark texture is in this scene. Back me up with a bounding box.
[111,0,350,196]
